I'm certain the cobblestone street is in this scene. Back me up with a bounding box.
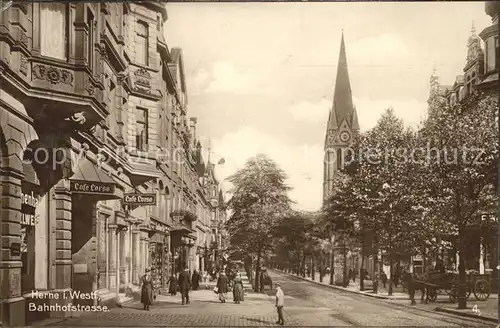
[47,271,492,327]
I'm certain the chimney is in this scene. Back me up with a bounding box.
[189,117,197,147]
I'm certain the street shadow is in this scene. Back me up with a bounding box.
[241,317,271,324]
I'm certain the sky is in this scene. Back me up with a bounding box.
[164,2,492,212]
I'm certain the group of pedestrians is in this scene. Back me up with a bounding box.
[215,268,245,304]
[140,267,286,325]
[140,267,212,309]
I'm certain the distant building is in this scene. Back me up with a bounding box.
[429,3,499,104]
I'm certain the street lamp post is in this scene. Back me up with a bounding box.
[341,229,348,287]
[330,232,335,285]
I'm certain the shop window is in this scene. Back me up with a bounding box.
[21,225,35,292]
[136,21,149,66]
[20,188,40,293]
[40,3,67,60]
[136,107,149,151]
[96,213,109,290]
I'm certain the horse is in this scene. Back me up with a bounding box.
[259,271,273,291]
[402,272,431,305]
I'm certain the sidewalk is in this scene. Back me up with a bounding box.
[275,269,498,323]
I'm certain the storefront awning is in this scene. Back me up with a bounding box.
[170,224,193,234]
[69,158,120,200]
[22,162,40,186]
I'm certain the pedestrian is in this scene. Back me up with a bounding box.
[167,273,178,295]
[192,270,200,290]
[140,268,154,311]
[203,271,210,290]
[275,282,285,326]
[352,269,356,283]
[232,269,244,304]
[216,270,229,303]
[178,268,191,305]
[381,271,388,289]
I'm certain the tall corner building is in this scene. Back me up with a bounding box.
[323,32,360,202]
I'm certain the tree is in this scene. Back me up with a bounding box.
[416,91,498,309]
[225,154,293,291]
[275,211,316,273]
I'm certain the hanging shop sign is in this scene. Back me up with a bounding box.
[123,193,156,205]
[21,190,40,226]
[70,180,115,195]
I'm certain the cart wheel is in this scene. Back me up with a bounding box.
[474,280,490,301]
[427,288,437,302]
[449,288,458,303]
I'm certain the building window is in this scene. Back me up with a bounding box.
[40,3,67,60]
[136,108,149,151]
[486,36,497,72]
[136,21,149,66]
[495,37,499,70]
[485,39,489,72]
[108,80,116,135]
[336,148,342,170]
[87,9,95,69]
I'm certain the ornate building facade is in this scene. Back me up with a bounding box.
[426,2,499,278]
[0,3,226,326]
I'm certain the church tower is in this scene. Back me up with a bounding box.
[323,31,360,202]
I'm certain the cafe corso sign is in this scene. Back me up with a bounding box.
[123,193,156,206]
[70,180,115,195]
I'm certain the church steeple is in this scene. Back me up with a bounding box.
[330,31,357,130]
[323,31,359,202]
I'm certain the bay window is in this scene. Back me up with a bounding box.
[87,9,95,69]
[40,3,67,60]
[136,21,149,66]
[136,107,149,151]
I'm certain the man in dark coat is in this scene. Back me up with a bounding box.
[178,268,191,305]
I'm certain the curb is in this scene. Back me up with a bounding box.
[273,269,497,323]
[273,269,398,300]
[435,307,497,323]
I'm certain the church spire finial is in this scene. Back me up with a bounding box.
[330,31,354,130]
[471,21,476,35]
[208,138,211,163]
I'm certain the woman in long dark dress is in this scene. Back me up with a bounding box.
[140,268,154,311]
[192,270,200,290]
[167,274,178,295]
[232,269,244,304]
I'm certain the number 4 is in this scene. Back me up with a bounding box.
[472,305,480,315]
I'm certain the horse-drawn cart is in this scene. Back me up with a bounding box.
[422,272,491,303]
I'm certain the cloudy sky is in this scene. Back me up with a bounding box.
[164,2,491,211]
